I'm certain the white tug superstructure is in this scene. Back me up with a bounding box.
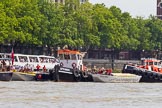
[58,49,84,71]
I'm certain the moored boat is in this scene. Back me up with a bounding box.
[0,53,60,81]
[0,58,13,81]
[0,53,60,71]
[48,48,91,82]
[122,58,162,82]
[92,73,141,83]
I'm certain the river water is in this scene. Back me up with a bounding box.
[0,82,162,108]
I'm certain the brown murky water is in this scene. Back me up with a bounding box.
[0,82,162,108]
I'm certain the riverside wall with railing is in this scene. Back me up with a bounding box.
[83,59,140,70]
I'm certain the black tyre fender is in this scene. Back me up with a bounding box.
[73,69,80,77]
[135,70,140,75]
[154,73,159,80]
[132,70,137,74]
[158,74,162,80]
[142,71,147,77]
[138,70,143,75]
[149,72,154,79]
[73,69,81,81]
[81,71,88,78]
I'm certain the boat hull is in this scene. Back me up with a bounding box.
[57,67,81,82]
[122,64,162,82]
[0,72,13,81]
[92,73,141,83]
[35,73,50,81]
[35,66,94,82]
[12,72,35,81]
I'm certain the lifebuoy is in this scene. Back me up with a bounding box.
[73,69,80,77]
[37,74,42,79]
[72,62,77,68]
[149,72,154,79]
[60,62,63,67]
[73,69,81,82]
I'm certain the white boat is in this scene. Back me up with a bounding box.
[91,73,142,83]
[0,53,59,71]
[12,71,36,81]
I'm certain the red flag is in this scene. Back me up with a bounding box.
[11,48,14,65]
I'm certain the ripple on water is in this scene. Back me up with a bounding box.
[0,82,162,108]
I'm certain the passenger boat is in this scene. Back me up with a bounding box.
[92,73,141,83]
[0,58,13,81]
[47,49,91,82]
[122,58,162,82]
[0,53,59,81]
[0,53,59,71]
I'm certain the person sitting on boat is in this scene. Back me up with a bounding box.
[1,60,6,67]
[98,67,105,74]
[106,68,113,76]
[19,66,24,72]
[11,65,16,72]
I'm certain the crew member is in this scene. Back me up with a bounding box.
[36,64,40,71]
[43,65,47,72]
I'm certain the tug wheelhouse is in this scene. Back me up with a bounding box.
[58,49,83,70]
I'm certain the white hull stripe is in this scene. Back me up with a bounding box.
[59,70,73,74]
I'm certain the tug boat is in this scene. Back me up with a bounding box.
[122,58,162,82]
[48,49,92,82]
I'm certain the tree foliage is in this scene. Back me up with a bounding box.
[0,0,162,53]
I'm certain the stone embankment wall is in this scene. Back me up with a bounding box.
[83,59,140,70]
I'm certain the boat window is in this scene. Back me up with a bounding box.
[14,56,18,62]
[18,56,28,62]
[59,54,64,60]
[154,62,158,65]
[49,58,55,63]
[146,62,149,65]
[149,62,153,65]
[39,57,49,63]
[77,54,82,60]
[29,57,38,62]
[64,54,70,60]
[6,55,10,58]
[71,54,76,60]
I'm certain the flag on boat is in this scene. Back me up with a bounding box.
[11,48,14,65]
